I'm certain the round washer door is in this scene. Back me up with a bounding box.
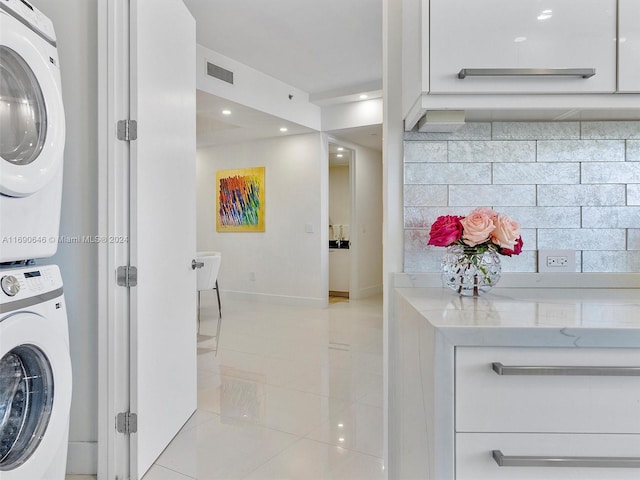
[0,312,71,478]
[0,15,65,197]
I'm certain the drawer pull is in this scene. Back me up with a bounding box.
[491,362,640,376]
[492,450,640,468]
[458,68,596,79]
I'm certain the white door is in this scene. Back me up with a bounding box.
[129,0,197,477]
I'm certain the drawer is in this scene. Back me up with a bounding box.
[456,433,640,480]
[456,347,640,433]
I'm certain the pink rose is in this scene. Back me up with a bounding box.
[460,209,495,246]
[427,215,463,247]
[500,236,523,256]
[474,207,499,222]
[491,214,520,249]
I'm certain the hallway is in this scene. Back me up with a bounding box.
[144,293,384,479]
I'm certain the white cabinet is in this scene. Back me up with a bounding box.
[402,0,640,129]
[429,0,617,94]
[329,249,349,293]
[619,0,640,93]
[455,346,640,478]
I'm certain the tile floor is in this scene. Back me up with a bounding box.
[143,293,385,479]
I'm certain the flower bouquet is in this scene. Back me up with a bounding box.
[428,208,523,296]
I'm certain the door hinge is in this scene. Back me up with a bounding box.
[116,265,138,287]
[116,412,138,434]
[117,119,138,141]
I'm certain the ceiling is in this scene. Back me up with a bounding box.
[183,0,383,150]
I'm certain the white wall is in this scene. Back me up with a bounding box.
[29,0,99,474]
[197,133,328,306]
[353,145,384,297]
[329,165,351,237]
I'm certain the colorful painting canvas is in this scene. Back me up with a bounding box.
[216,167,265,232]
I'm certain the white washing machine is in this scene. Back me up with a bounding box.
[0,264,71,479]
[0,0,66,263]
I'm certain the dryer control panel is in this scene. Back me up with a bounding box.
[0,265,62,302]
[0,0,57,44]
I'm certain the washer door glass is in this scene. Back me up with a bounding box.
[0,345,54,471]
[0,45,48,166]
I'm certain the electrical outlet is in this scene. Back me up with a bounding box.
[538,249,575,273]
[547,256,568,267]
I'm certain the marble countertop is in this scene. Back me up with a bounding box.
[395,273,640,347]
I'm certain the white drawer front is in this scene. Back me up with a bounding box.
[456,347,640,433]
[457,433,640,480]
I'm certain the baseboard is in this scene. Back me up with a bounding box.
[223,290,327,308]
[66,441,98,475]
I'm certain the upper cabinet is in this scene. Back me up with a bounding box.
[430,0,615,94]
[403,0,640,129]
[619,0,640,93]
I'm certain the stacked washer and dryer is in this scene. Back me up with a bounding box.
[0,1,72,479]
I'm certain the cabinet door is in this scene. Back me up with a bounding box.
[619,0,640,92]
[430,0,617,93]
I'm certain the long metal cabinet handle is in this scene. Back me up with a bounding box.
[458,68,596,79]
[491,362,640,376]
[492,450,640,468]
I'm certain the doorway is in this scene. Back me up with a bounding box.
[329,142,353,299]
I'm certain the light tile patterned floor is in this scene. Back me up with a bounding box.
[144,293,384,480]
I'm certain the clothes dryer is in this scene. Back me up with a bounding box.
[0,264,71,479]
[0,0,65,262]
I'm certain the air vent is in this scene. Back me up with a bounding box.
[207,62,234,85]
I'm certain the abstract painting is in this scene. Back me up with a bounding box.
[216,167,265,232]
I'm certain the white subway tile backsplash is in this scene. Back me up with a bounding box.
[492,122,580,140]
[519,229,537,251]
[494,163,579,184]
[628,141,640,162]
[449,185,536,206]
[404,206,468,228]
[505,207,581,228]
[403,121,640,273]
[582,162,640,184]
[449,141,535,163]
[404,122,491,141]
[404,141,447,163]
[538,185,625,206]
[537,140,625,162]
[500,251,537,273]
[581,121,640,139]
[538,229,626,250]
[583,251,640,272]
[629,185,640,206]
[582,207,640,228]
[405,163,491,184]
[628,230,640,250]
[404,185,448,206]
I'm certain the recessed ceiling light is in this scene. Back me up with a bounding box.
[337,154,343,158]
[514,36,527,43]
[537,9,552,20]
[280,127,288,132]
[337,147,344,151]
[359,94,368,99]
[222,109,231,115]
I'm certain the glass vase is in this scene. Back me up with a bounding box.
[441,244,501,296]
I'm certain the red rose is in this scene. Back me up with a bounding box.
[427,215,463,247]
[499,236,523,256]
